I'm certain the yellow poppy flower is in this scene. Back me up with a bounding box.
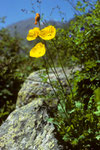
[26,27,40,41]
[30,42,46,58]
[39,25,56,40]
[26,25,56,58]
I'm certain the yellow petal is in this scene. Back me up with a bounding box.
[39,25,56,40]
[30,42,46,58]
[26,27,40,41]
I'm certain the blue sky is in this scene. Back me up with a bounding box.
[0,0,78,28]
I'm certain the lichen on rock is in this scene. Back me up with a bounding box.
[0,67,80,149]
[0,98,61,150]
[16,68,72,108]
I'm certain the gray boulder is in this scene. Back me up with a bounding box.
[0,67,80,150]
[0,98,61,150]
[16,67,75,108]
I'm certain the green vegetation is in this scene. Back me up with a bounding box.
[39,0,100,149]
[0,27,39,124]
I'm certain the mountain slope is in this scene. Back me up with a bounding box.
[7,18,70,39]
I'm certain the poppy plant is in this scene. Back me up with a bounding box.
[39,25,56,40]
[34,13,40,25]
[26,27,40,41]
[26,25,56,58]
[30,42,46,58]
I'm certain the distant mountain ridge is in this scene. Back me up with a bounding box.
[7,18,36,38]
[7,18,71,39]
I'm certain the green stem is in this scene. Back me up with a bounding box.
[45,41,66,96]
[52,39,74,99]
[42,56,68,117]
[39,22,68,117]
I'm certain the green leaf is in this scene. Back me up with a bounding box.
[94,110,100,116]
[96,135,100,140]
[0,112,9,117]
[94,87,100,103]
[71,138,78,145]
[67,126,71,132]
[96,60,100,63]
[78,134,85,140]
[75,101,82,108]
[68,109,75,114]
[46,117,54,123]
[63,134,70,141]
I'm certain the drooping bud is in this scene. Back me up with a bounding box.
[34,13,40,25]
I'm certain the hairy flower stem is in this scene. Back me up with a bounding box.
[44,43,70,116]
[44,42,66,96]
[39,23,68,115]
[52,40,74,99]
[42,56,68,117]
[42,57,58,99]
